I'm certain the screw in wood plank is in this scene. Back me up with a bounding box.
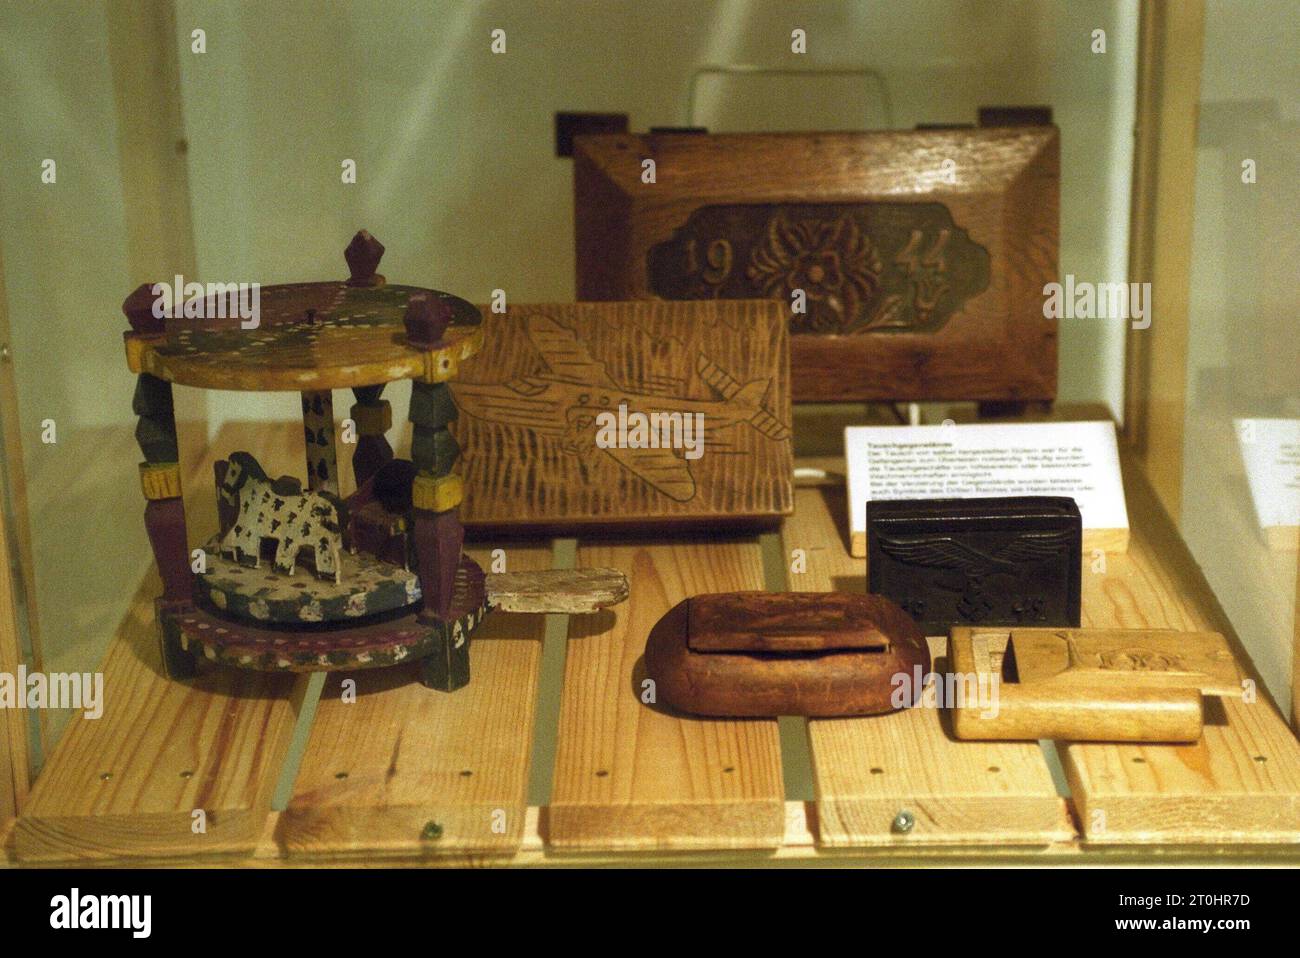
[421,821,444,841]
[891,810,915,834]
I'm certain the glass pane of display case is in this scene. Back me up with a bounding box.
[1,0,1297,883]
[1,0,1142,763]
[1181,0,1298,720]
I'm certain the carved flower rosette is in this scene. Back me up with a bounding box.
[746,214,883,334]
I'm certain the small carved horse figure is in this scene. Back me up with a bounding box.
[216,451,347,583]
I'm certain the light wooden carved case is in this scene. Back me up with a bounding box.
[950,627,1242,743]
[452,300,793,529]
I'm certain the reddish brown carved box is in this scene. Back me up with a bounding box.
[573,127,1059,403]
[645,591,931,718]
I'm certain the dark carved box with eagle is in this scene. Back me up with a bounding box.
[573,127,1059,403]
[866,496,1081,635]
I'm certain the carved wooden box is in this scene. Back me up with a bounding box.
[573,127,1059,402]
[866,496,1081,635]
[452,300,793,529]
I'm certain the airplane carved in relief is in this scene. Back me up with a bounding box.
[453,314,790,501]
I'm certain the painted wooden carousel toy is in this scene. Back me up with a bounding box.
[122,230,626,691]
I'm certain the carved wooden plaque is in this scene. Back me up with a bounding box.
[451,301,793,529]
[574,128,1059,402]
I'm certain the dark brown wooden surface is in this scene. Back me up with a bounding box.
[452,301,793,528]
[645,593,931,718]
[686,591,892,652]
[574,128,1059,403]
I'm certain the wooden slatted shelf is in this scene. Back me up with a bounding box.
[548,540,786,852]
[782,485,1076,848]
[3,429,1298,867]
[9,425,312,863]
[276,542,550,861]
[1062,465,1300,845]
[11,580,304,863]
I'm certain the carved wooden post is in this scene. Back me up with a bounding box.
[405,294,468,690]
[135,374,189,601]
[344,229,385,288]
[350,384,393,488]
[124,286,196,678]
[301,390,339,495]
[340,229,391,490]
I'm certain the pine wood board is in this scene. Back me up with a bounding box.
[0,442,27,821]
[10,413,1298,865]
[11,571,305,862]
[11,421,316,862]
[1,816,13,864]
[547,539,786,852]
[10,800,1300,868]
[1061,460,1300,844]
[1122,0,1204,522]
[453,301,793,528]
[784,484,1073,847]
[276,543,550,859]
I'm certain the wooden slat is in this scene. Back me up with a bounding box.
[786,485,1073,846]
[0,219,36,807]
[12,570,305,862]
[0,815,13,864]
[0,413,28,821]
[1061,459,1300,844]
[1123,0,1205,521]
[1293,547,1299,734]
[548,539,785,851]
[277,542,550,859]
[11,423,311,862]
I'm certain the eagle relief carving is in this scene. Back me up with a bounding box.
[878,529,1073,625]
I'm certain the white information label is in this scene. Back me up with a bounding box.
[1235,418,1300,530]
[845,420,1129,556]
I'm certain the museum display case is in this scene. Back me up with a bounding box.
[0,0,1295,869]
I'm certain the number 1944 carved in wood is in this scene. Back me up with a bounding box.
[648,203,991,336]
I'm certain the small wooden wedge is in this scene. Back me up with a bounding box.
[485,568,629,614]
